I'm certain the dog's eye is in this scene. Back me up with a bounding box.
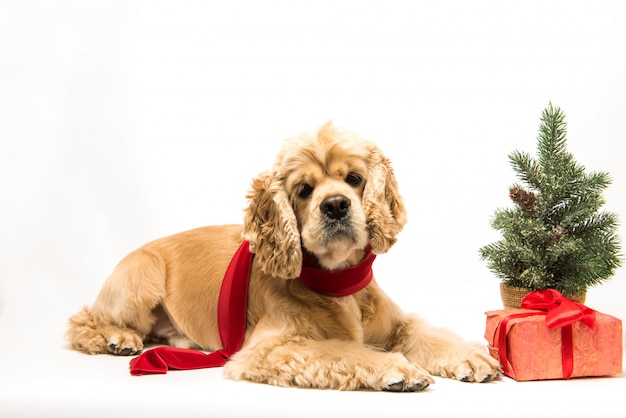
[345,173,363,187]
[298,183,314,199]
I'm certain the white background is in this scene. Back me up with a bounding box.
[1,1,625,417]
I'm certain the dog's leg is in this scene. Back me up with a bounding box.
[66,249,166,355]
[389,314,502,383]
[224,327,434,392]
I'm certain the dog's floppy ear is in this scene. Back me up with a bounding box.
[363,146,407,254]
[243,171,302,279]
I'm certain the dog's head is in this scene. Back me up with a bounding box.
[243,121,407,279]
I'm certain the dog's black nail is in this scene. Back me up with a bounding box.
[407,381,429,392]
[119,347,133,356]
[384,381,429,392]
[461,375,471,382]
[108,343,117,353]
[480,374,493,383]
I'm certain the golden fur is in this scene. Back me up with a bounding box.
[67,122,501,391]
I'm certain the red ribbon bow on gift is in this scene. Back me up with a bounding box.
[498,289,597,379]
[521,289,597,332]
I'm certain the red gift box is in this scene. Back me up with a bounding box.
[485,289,622,381]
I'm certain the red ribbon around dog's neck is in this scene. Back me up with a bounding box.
[497,289,597,379]
[298,245,375,297]
[129,240,375,375]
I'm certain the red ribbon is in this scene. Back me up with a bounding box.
[129,241,252,375]
[497,289,597,379]
[298,245,375,297]
[129,241,377,375]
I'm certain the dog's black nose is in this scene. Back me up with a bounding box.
[320,195,351,220]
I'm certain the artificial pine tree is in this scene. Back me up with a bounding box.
[480,103,622,298]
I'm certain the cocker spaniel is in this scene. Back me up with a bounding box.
[67,122,501,391]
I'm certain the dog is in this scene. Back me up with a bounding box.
[67,121,501,391]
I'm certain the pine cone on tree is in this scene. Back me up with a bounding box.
[509,186,536,213]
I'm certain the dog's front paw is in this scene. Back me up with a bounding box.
[379,356,435,392]
[435,345,502,383]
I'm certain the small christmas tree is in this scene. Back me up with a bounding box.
[479,103,622,298]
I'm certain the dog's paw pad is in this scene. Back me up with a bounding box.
[107,342,142,356]
[383,381,405,392]
[104,328,143,356]
[119,347,133,356]
[410,381,430,392]
[383,378,431,392]
[405,380,431,392]
[480,373,498,383]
